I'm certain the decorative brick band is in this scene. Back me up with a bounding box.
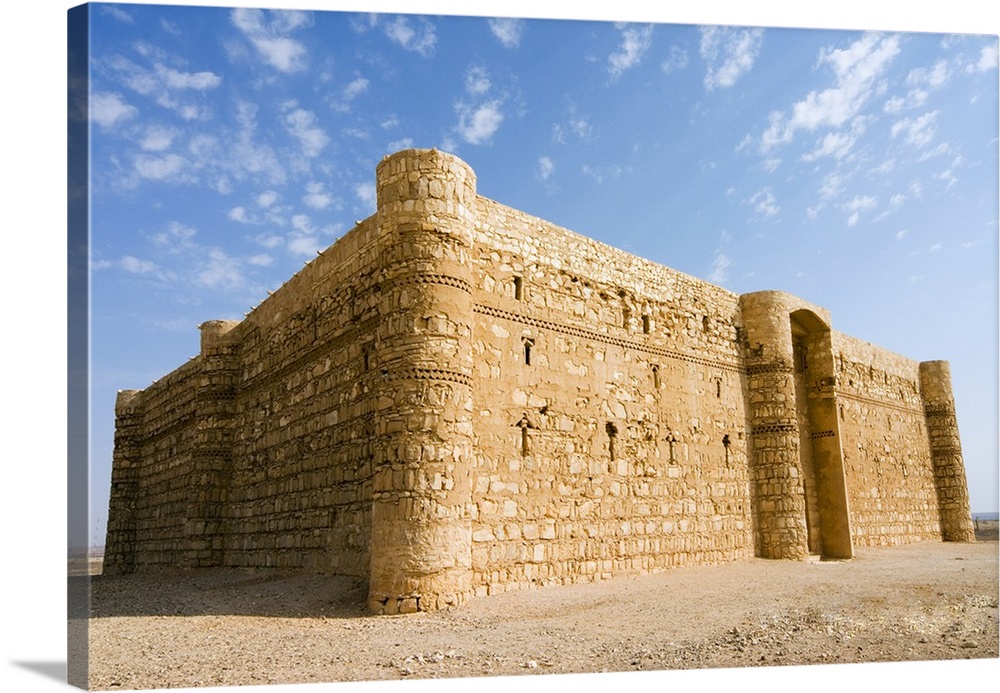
[383,367,473,387]
[923,404,956,417]
[474,303,743,374]
[745,362,793,376]
[810,430,835,439]
[751,422,798,435]
[928,445,962,457]
[387,272,473,295]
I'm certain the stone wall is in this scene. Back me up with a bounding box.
[105,148,975,613]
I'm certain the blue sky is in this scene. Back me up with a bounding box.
[82,1,998,543]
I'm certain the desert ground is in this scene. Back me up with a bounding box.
[76,525,998,691]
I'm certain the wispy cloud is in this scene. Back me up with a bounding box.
[231,7,311,73]
[139,124,179,152]
[281,102,330,158]
[489,18,524,48]
[661,45,689,73]
[708,252,732,283]
[608,24,653,79]
[537,156,554,181]
[747,187,779,218]
[465,66,492,95]
[581,163,624,184]
[302,181,335,210]
[843,194,877,226]
[966,44,999,73]
[91,92,137,128]
[134,153,190,182]
[105,55,222,120]
[384,16,437,57]
[455,101,504,145]
[760,33,900,152]
[454,66,505,145]
[891,110,939,148]
[196,248,245,290]
[355,182,377,211]
[700,26,764,90]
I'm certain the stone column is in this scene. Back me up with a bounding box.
[368,149,477,613]
[919,361,975,542]
[739,292,810,559]
[183,320,241,567]
[103,390,143,574]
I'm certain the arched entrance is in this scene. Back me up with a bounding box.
[790,310,852,559]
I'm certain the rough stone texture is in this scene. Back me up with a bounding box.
[104,149,975,613]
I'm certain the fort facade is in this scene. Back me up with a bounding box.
[104,148,975,614]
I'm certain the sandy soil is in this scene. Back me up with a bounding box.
[78,532,998,691]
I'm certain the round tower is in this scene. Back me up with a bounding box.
[368,149,477,613]
[738,291,812,559]
[919,360,975,542]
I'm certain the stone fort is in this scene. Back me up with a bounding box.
[104,148,975,614]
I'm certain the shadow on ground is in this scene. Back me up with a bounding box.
[82,570,369,620]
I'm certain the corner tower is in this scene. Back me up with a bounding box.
[368,149,478,613]
[919,361,976,542]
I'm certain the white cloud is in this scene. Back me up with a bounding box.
[151,221,197,252]
[254,234,284,249]
[891,110,939,148]
[355,182,377,211]
[747,188,779,218]
[384,16,437,57]
[120,256,156,274]
[488,18,524,48]
[387,137,414,151]
[455,101,504,145]
[581,164,623,184]
[537,156,554,180]
[890,193,906,207]
[802,130,856,162]
[466,66,492,96]
[967,44,999,73]
[302,181,334,210]
[661,45,689,73]
[895,229,908,240]
[139,124,178,152]
[231,7,310,73]
[155,64,221,90]
[288,236,324,256]
[91,92,137,128]
[907,59,949,89]
[256,190,279,208]
[102,5,134,23]
[708,252,732,283]
[819,172,845,200]
[228,206,251,223]
[134,153,188,181]
[197,248,244,290]
[700,26,764,90]
[282,104,330,157]
[844,195,877,212]
[343,77,369,101]
[106,55,221,121]
[883,95,905,114]
[608,24,653,79]
[760,33,900,152]
[247,253,273,267]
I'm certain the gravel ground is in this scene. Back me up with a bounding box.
[78,534,998,691]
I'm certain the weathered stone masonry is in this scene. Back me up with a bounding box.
[104,148,975,613]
